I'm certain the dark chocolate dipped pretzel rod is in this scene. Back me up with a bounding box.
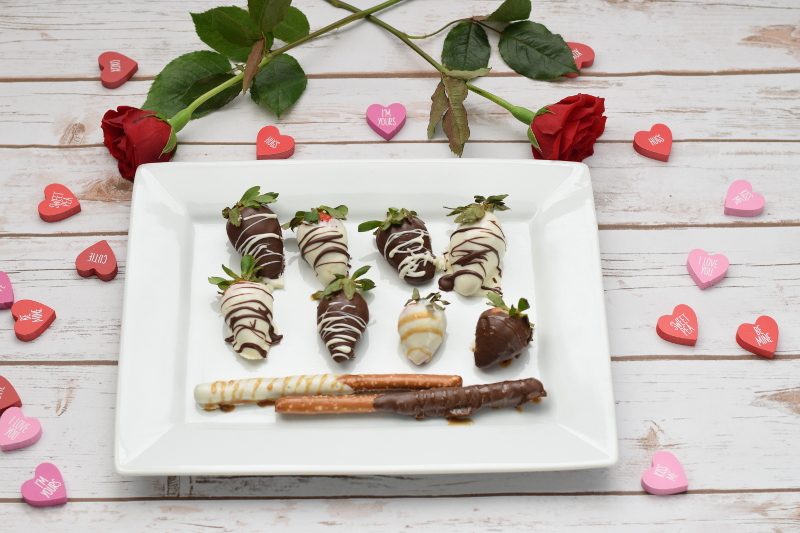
[275,377,546,419]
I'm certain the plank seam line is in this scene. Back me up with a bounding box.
[0,360,118,366]
[1,488,799,503]
[0,231,129,238]
[1,68,799,83]
[599,222,800,230]
[1,139,799,150]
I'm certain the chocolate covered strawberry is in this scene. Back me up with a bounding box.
[398,289,448,365]
[359,207,438,285]
[313,266,375,363]
[283,205,350,288]
[439,195,508,297]
[209,255,282,360]
[222,187,284,288]
[474,293,533,369]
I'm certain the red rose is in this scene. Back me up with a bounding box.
[530,94,606,162]
[101,106,176,180]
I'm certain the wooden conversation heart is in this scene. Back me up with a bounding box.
[686,249,729,290]
[366,103,407,140]
[565,42,595,78]
[0,407,42,452]
[0,271,13,310]
[633,124,672,162]
[256,126,295,160]
[656,304,698,346]
[76,240,118,282]
[38,184,81,223]
[11,300,56,342]
[724,180,765,217]
[0,376,23,415]
[737,315,779,359]
[21,463,67,507]
[98,51,138,89]
[641,451,688,495]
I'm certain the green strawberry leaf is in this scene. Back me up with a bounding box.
[229,206,242,226]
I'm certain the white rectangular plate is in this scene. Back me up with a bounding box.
[115,159,617,476]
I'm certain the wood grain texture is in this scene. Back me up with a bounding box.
[2,0,800,78]
[1,75,800,147]
[2,143,800,237]
[1,492,800,532]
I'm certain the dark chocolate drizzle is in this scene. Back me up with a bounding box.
[222,283,283,359]
[298,224,351,271]
[375,216,436,285]
[226,206,284,280]
[473,309,533,369]
[316,291,369,363]
[373,378,546,419]
[438,220,505,293]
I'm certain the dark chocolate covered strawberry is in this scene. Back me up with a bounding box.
[358,207,438,285]
[474,293,533,369]
[313,266,375,363]
[222,187,284,287]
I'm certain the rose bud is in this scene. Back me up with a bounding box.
[101,106,176,180]
[529,94,607,162]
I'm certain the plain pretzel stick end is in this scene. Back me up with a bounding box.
[275,394,379,414]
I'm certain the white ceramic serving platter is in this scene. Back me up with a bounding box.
[115,159,617,476]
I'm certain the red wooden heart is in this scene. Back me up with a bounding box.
[98,52,138,89]
[0,375,23,415]
[256,126,295,160]
[633,124,672,162]
[38,184,81,223]
[736,316,779,359]
[11,300,56,342]
[564,42,595,78]
[75,240,118,282]
[656,304,698,346]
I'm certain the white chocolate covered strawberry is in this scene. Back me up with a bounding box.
[284,205,350,288]
[398,289,448,365]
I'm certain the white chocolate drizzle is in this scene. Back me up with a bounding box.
[234,212,284,289]
[318,301,366,361]
[195,374,353,410]
[385,228,438,280]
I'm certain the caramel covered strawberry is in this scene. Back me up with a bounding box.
[474,293,533,369]
[398,289,448,365]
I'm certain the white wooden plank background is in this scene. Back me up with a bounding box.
[0,0,798,529]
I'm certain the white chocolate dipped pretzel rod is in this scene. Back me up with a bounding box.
[195,374,463,411]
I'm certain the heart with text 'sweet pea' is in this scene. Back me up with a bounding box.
[656,304,698,346]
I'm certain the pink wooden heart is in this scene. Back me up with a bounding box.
[38,183,81,223]
[686,249,729,290]
[11,300,56,342]
[641,451,688,495]
[633,124,672,162]
[0,271,13,310]
[98,51,138,89]
[656,304,698,346]
[21,463,67,507]
[564,42,595,78]
[256,126,295,160]
[736,315,779,359]
[0,375,23,415]
[76,240,118,282]
[0,407,42,452]
[724,180,765,217]
[366,103,406,140]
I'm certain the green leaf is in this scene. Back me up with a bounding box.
[428,81,448,139]
[517,298,530,313]
[358,279,375,292]
[486,292,508,310]
[143,51,234,118]
[250,54,308,118]
[442,22,490,72]
[161,128,177,155]
[249,0,292,33]
[352,265,371,279]
[229,206,242,226]
[358,220,383,232]
[321,205,346,219]
[208,277,227,285]
[240,186,261,202]
[191,7,264,62]
[343,281,356,300]
[498,21,579,80]
[274,6,310,43]
[241,254,255,275]
[440,75,470,157]
[212,6,262,47]
[527,124,541,150]
[335,205,349,217]
[443,67,491,81]
[305,209,319,224]
[178,72,241,119]
[253,192,278,204]
[485,0,531,22]
[221,264,239,280]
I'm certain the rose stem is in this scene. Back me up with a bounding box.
[325,0,537,125]
[169,0,406,132]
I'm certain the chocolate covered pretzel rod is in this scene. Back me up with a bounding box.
[195,374,463,411]
[275,377,546,419]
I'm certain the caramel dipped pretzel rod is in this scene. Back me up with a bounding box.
[195,374,463,411]
[275,377,546,419]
